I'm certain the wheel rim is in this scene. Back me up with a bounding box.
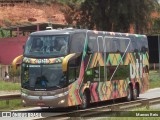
[82,94,87,108]
[127,87,131,101]
[133,88,137,100]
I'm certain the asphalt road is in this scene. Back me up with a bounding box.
[139,88,160,99]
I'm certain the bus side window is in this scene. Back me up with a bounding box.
[111,39,120,52]
[138,38,143,52]
[141,37,148,52]
[105,37,112,52]
[131,41,138,52]
[68,60,77,84]
[134,37,140,52]
[98,37,104,52]
[68,56,81,84]
[88,37,98,52]
[120,39,130,52]
[70,33,85,53]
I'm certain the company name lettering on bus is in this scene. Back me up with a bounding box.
[36,59,50,64]
[23,57,50,64]
[29,65,40,67]
[130,55,143,79]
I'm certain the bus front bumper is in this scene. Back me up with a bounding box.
[21,91,68,108]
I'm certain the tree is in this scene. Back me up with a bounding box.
[59,0,84,26]
[75,0,159,33]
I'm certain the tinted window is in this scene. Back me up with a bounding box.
[88,35,98,52]
[70,33,86,53]
[131,41,138,52]
[105,37,112,52]
[24,35,68,57]
[110,38,121,52]
[21,64,66,90]
[119,38,130,52]
[130,37,139,52]
[141,37,148,52]
[97,37,104,52]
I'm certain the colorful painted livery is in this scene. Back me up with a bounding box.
[20,29,149,108]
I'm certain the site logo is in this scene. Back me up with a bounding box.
[1,112,42,118]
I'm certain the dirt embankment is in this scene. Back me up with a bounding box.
[0,3,67,27]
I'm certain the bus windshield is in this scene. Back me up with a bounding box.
[24,35,69,57]
[21,63,67,90]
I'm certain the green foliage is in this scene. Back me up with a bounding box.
[34,0,55,5]
[72,0,159,33]
[8,67,21,83]
[56,0,84,4]
[3,18,12,27]
[9,67,20,78]
[0,80,20,90]
[0,99,22,111]
[0,29,10,38]
[149,70,160,89]
[34,0,84,5]
[151,18,160,34]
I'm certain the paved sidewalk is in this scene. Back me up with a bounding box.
[139,88,160,99]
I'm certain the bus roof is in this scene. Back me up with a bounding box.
[30,28,87,36]
[30,28,146,38]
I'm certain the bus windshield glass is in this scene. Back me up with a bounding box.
[24,35,69,57]
[21,64,67,90]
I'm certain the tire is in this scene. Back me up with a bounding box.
[80,91,90,109]
[133,86,138,100]
[126,85,133,102]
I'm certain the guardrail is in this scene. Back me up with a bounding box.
[0,94,21,105]
[36,97,160,119]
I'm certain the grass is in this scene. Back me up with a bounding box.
[0,99,23,111]
[0,80,20,90]
[0,79,22,110]
[149,70,160,89]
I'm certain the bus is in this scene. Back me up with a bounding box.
[18,29,149,108]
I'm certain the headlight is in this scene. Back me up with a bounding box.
[21,93,27,97]
[55,91,69,98]
[58,99,65,104]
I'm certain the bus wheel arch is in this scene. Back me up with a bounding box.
[80,88,91,109]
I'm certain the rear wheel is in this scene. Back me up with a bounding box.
[133,86,138,100]
[126,85,133,102]
[80,91,90,109]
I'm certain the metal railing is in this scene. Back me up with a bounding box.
[37,97,160,119]
[0,94,21,105]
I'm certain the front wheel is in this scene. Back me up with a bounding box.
[80,91,90,109]
[126,85,133,102]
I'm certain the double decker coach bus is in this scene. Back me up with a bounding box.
[19,29,149,108]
